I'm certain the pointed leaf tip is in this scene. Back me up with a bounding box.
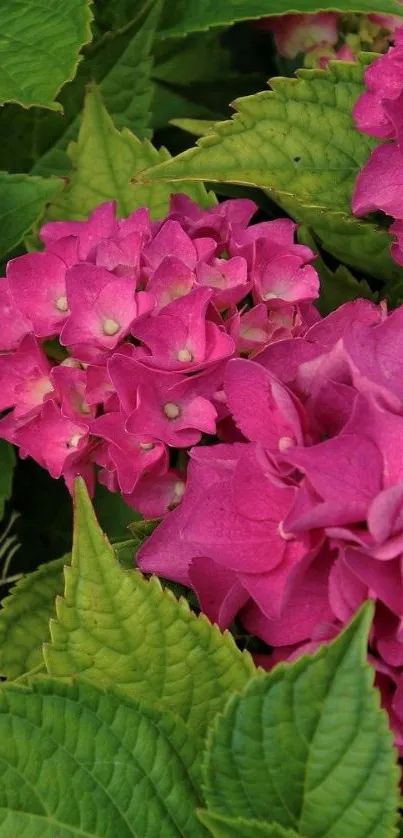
[203,601,398,838]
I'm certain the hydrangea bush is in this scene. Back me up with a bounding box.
[3,2,403,836]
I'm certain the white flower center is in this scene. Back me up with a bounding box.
[103,317,120,336]
[60,358,81,368]
[163,402,181,420]
[177,348,193,362]
[278,436,294,452]
[67,433,82,449]
[55,295,69,312]
[173,480,185,500]
[140,442,154,451]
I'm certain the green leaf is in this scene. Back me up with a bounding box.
[93,483,140,540]
[127,518,162,550]
[29,0,162,178]
[0,0,93,109]
[0,556,66,679]
[171,118,217,136]
[297,226,376,314]
[0,171,62,260]
[138,58,403,283]
[203,603,400,837]
[137,60,374,213]
[158,0,403,39]
[198,811,300,838]
[44,480,256,738]
[0,442,15,522]
[0,678,208,837]
[46,84,215,223]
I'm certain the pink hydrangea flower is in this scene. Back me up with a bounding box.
[352,31,403,262]
[0,196,320,515]
[138,295,403,755]
[254,13,339,59]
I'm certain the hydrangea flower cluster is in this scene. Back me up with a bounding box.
[254,9,402,65]
[0,197,320,516]
[139,296,403,753]
[353,30,403,265]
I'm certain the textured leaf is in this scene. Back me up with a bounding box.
[46,84,215,223]
[127,518,162,550]
[0,0,93,109]
[198,811,300,838]
[0,171,62,260]
[30,1,162,178]
[0,556,65,679]
[0,442,15,522]
[158,0,403,39]
[203,604,400,838]
[0,678,208,837]
[44,480,256,737]
[137,60,374,212]
[171,118,217,136]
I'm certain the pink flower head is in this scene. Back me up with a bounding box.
[145,258,195,311]
[60,264,153,351]
[0,334,53,417]
[353,36,403,140]
[255,13,339,59]
[132,287,234,371]
[108,355,218,447]
[91,409,167,494]
[16,399,90,479]
[144,220,198,273]
[225,357,305,449]
[7,251,70,338]
[168,194,257,250]
[0,278,31,350]
[40,202,118,260]
[253,253,320,307]
[124,469,186,517]
[352,144,403,220]
[196,256,251,309]
[51,364,95,420]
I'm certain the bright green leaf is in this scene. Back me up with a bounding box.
[203,604,400,838]
[46,84,215,223]
[137,60,374,213]
[44,480,256,738]
[0,171,62,260]
[158,0,403,39]
[0,442,15,522]
[0,556,66,679]
[198,811,300,838]
[171,118,217,136]
[30,0,162,178]
[0,678,208,837]
[0,0,93,109]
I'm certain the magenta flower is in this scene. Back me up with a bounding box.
[7,251,70,338]
[91,409,167,494]
[109,355,218,447]
[132,287,234,371]
[60,264,153,351]
[254,13,339,59]
[16,400,90,479]
[0,278,32,350]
